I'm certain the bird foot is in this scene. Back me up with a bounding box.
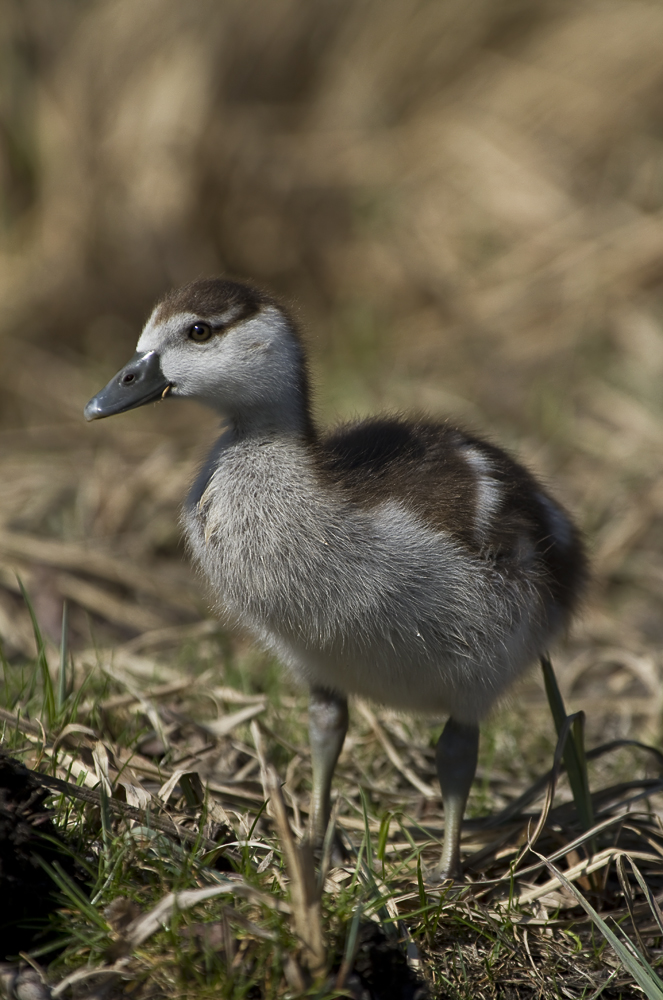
[424,864,464,890]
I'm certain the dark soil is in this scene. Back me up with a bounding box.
[0,751,83,959]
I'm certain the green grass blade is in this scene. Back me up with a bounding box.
[571,712,594,825]
[360,787,373,871]
[538,853,663,1000]
[98,785,113,867]
[349,841,365,892]
[376,810,391,878]
[35,856,107,930]
[18,577,56,728]
[541,654,594,836]
[584,968,619,1000]
[336,903,363,991]
[376,811,390,860]
[626,855,663,937]
[58,599,69,713]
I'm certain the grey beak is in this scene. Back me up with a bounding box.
[84,351,170,421]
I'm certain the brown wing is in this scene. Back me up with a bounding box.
[316,416,587,615]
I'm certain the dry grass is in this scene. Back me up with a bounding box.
[1,623,662,998]
[1,0,663,995]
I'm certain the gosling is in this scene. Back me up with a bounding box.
[85,278,586,879]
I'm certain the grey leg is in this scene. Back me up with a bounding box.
[307,686,348,848]
[434,717,479,880]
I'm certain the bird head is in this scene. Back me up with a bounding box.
[84,278,310,433]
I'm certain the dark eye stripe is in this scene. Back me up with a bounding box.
[184,302,263,342]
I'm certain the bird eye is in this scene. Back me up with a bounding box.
[188,322,213,343]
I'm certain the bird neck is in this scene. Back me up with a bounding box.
[227,395,317,444]
[224,354,317,444]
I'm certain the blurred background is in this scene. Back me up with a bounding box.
[2,0,663,748]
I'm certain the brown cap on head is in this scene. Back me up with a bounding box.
[153,278,273,325]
